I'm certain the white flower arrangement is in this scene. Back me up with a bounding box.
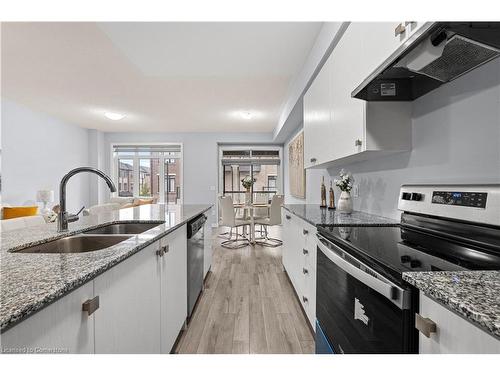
[334,169,354,192]
[241,175,255,190]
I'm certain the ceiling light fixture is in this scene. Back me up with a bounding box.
[104,112,126,121]
[240,111,253,120]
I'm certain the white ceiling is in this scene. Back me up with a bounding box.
[1,22,322,133]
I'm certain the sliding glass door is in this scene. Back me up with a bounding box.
[220,147,282,204]
[113,144,182,204]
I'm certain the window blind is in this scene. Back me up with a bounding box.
[113,144,182,154]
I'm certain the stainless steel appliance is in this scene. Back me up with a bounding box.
[352,22,500,101]
[187,214,207,320]
[316,184,500,354]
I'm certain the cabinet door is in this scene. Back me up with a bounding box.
[94,242,162,354]
[359,22,409,85]
[418,293,500,354]
[329,23,365,160]
[160,224,188,353]
[0,282,94,354]
[281,209,293,276]
[304,54,334,168]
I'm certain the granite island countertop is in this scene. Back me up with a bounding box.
[0,204,212,332]
[403,271,500,339]
[282,204,398,227]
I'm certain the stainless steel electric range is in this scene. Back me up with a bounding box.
[315,184,500,354]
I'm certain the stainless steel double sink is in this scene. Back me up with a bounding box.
[15,222,163,254]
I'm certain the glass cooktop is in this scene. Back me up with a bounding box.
[317,224,500,279]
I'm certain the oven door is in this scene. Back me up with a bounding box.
[316,235,415,354]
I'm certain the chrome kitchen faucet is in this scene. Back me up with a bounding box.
[58,167,116,232]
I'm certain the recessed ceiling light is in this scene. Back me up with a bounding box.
[104,112,126,121]
[240,111,253,120]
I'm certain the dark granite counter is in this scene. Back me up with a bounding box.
[0,204,212,332]
[403,271,500,339]
[282,204,398,227]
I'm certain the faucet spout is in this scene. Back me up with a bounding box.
[58,167,116,232]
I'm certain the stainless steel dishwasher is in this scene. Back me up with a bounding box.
[186,214,207,320]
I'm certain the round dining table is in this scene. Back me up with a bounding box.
[233,202,270,244]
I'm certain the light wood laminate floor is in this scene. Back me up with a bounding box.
[176,227,315,354]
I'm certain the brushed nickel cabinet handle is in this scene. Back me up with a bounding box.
[302,296,308,303]
[395,23,406,36]
[310,158,317,163]
[303,248,309,255]
[415,313,437,338]
[82,296,100,316]
[303,268,309,275]
[355,139,362,147]
[285,215,291,220]
[156,248,164,257]
[303,229,309,235]
[162,245,169,254]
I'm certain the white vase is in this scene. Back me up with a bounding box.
[337,191,353,214]
[245,190,252,205]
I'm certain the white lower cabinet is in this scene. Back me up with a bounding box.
[1,225,190,354]
[281,208,317,331]
[418,293,500,354]
[94,242,162,354]
[0,282,95,354]
[160,225,187,353]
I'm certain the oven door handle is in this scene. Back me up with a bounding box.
[317,236,408,309]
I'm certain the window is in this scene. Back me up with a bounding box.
[220,147,281,204]
[112,144,182,204]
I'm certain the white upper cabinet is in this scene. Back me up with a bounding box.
[303,22,412,169]
[304,54,333,168]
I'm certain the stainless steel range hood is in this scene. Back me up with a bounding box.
[352,22,500,101]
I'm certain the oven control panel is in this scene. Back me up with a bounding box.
[398,184,500,227]
[431,191,487,208]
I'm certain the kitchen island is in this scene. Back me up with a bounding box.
[0,204,212,354]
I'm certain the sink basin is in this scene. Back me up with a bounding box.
[15,235,133,254]
[83,222,163,235]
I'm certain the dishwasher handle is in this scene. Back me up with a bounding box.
[317,235,409,310]
[187,214,207,239]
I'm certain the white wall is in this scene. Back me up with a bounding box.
[101,131,275,206]
[1,99,90,212]
[283,126,329,204]
[327,59,500,220]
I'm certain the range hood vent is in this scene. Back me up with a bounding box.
[353,22,500,101]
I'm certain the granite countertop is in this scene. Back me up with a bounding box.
[282,204,398,227]
[403,271,500,339]
[0,204,212,332]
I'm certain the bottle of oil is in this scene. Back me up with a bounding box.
[328,180,335,210]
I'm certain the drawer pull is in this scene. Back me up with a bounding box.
[303,248,309,255]
[303,229,309,235]
[303,268,309,275]
[355,139,362,147]
[310,158,317,163]
[395,23,406,36]
[285,215,291,220]
[156,248,164,257]
[82,296,100,316]
[302,296,308,303]
[162,245,169,255]
[415,313,437,338]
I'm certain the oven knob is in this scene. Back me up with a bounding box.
[400,255,411,263]
[411,193,423,201]
[410,259,421,268]
[402,192,412,200]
